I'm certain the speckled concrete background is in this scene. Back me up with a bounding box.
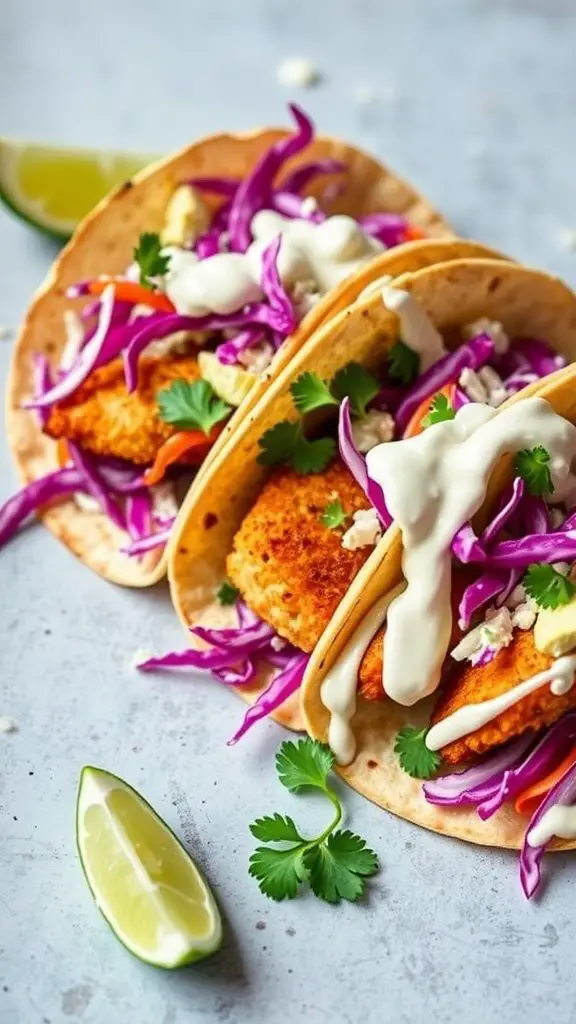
[2,1,576,1021]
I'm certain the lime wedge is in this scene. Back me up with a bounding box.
[0,141,158,240]
[76,766,222,968]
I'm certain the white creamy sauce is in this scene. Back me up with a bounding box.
[321,587,404,764]
[365,398,576,706]
[527,803,576,848]
[425,655,576,751]
[164,213,382,318]
[382,285,446,372]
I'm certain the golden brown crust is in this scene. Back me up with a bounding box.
[226,460,372,651]
[44,353,200,465]
[431,629,576,765]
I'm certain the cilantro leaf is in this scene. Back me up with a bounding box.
[387,340,420,385]
[320,499,348,530]
[303,830,379,904]
[422,393,456,428]
[514,446,554,496]
[249,813,304,843]
[275,739,334,793]
[394,726,441,779]
[133,232,171,289]
[330,362,380,419]
[292,436,336,475]
[157,379,231,436]
[290,372,338,414]
[216,581,239,606]
[248,846,305,901]
[257,423,335,475]
[248,739,378,905]
[523,563,576,610]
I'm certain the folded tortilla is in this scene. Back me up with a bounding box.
[300,266,576,850]
[6,127,452,586]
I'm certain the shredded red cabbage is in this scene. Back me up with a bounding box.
[471,529,576,570]
[423,735,534,806]
[227,651,309,745]
[186,177,238,196]
[260,236,296,335]
[0,467,85,547]
[481,477,526,547]
[228,104,314,253]
[396,333,495,433]
[32,354,54,428]
[279,158,345,194]
[359,213,412,248]
[458,572,511,630]
[271,192,324,222]
[125,493,153,541]
[338,399,392,527]
[68,443,125,530]
[451,523,487,564]
[216,327,265,365]
[521,749,576,899]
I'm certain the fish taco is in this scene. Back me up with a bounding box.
[143,255,574,746]
[1,105,451,586]
[301,359,576,900]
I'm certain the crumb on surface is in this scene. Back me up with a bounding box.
[557,227,576,251]
[0,717,17,733]
[277,57,322,89]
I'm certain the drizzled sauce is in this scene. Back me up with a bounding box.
[365,398,576,706]
[381,285,446,371]
[425,655,576,751]
[165,212,382,317]
[527,803,576,848]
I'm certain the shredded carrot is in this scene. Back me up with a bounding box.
[143,424,224,487]
[514,746,576,816]
[403,224,427,242]
[86,279,176,313]
[403,383,456,439]
[56,438,70,468]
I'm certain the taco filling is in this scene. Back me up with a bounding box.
[1,104,432,565]
[313,391,576,898]
[140,282,569,746]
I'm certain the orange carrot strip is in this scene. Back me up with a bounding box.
[56,438,70,468]
[403,383,456,439]
[86,279,176,313]
[143,424,223,487]
[514,746,576,817]
[403,224,427,242]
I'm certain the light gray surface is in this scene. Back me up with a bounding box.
[2,1,576,1021]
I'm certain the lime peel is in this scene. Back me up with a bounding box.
[76,766,222,968]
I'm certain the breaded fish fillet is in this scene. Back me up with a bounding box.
[44,354,200,465]
[430,629,576,765]
[227,460,372,651]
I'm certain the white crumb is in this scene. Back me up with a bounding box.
[131,649,152,669]
[0,325,12,341]
[557,227,576,252]
[277,58,322,90]
[0,717,17,733]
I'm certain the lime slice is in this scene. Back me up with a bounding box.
[76,766,222,968]
[0,141,158,240]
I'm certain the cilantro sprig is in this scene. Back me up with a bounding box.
[514,446,554,497]
[320,499,349,530]
[217,580,240,606]
[422,393,456,428]
[394,726,441,779]
[523,563,576,610]
[249,739,378,903]
[133,232,171,289]
[157,379,231,436]
[387,340,420,385]
[258,363,380,475]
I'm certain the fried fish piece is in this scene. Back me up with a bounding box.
[227,460,373,652]
[430,629,576,765]
[44,354,201,465]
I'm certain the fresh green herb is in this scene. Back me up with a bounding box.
[290,372,338,414]
[258,422,336,475]
[523,563,576,610]
[320,499,348,530]
[394,726,441,779]
[387,340,420,386]
[249,739,378,903]
[133,232,171,289]
[157,379,231,436]
[216,581,240,606]
[514,446,554,496]
[422,393,456,428]
[330,363,380,419]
